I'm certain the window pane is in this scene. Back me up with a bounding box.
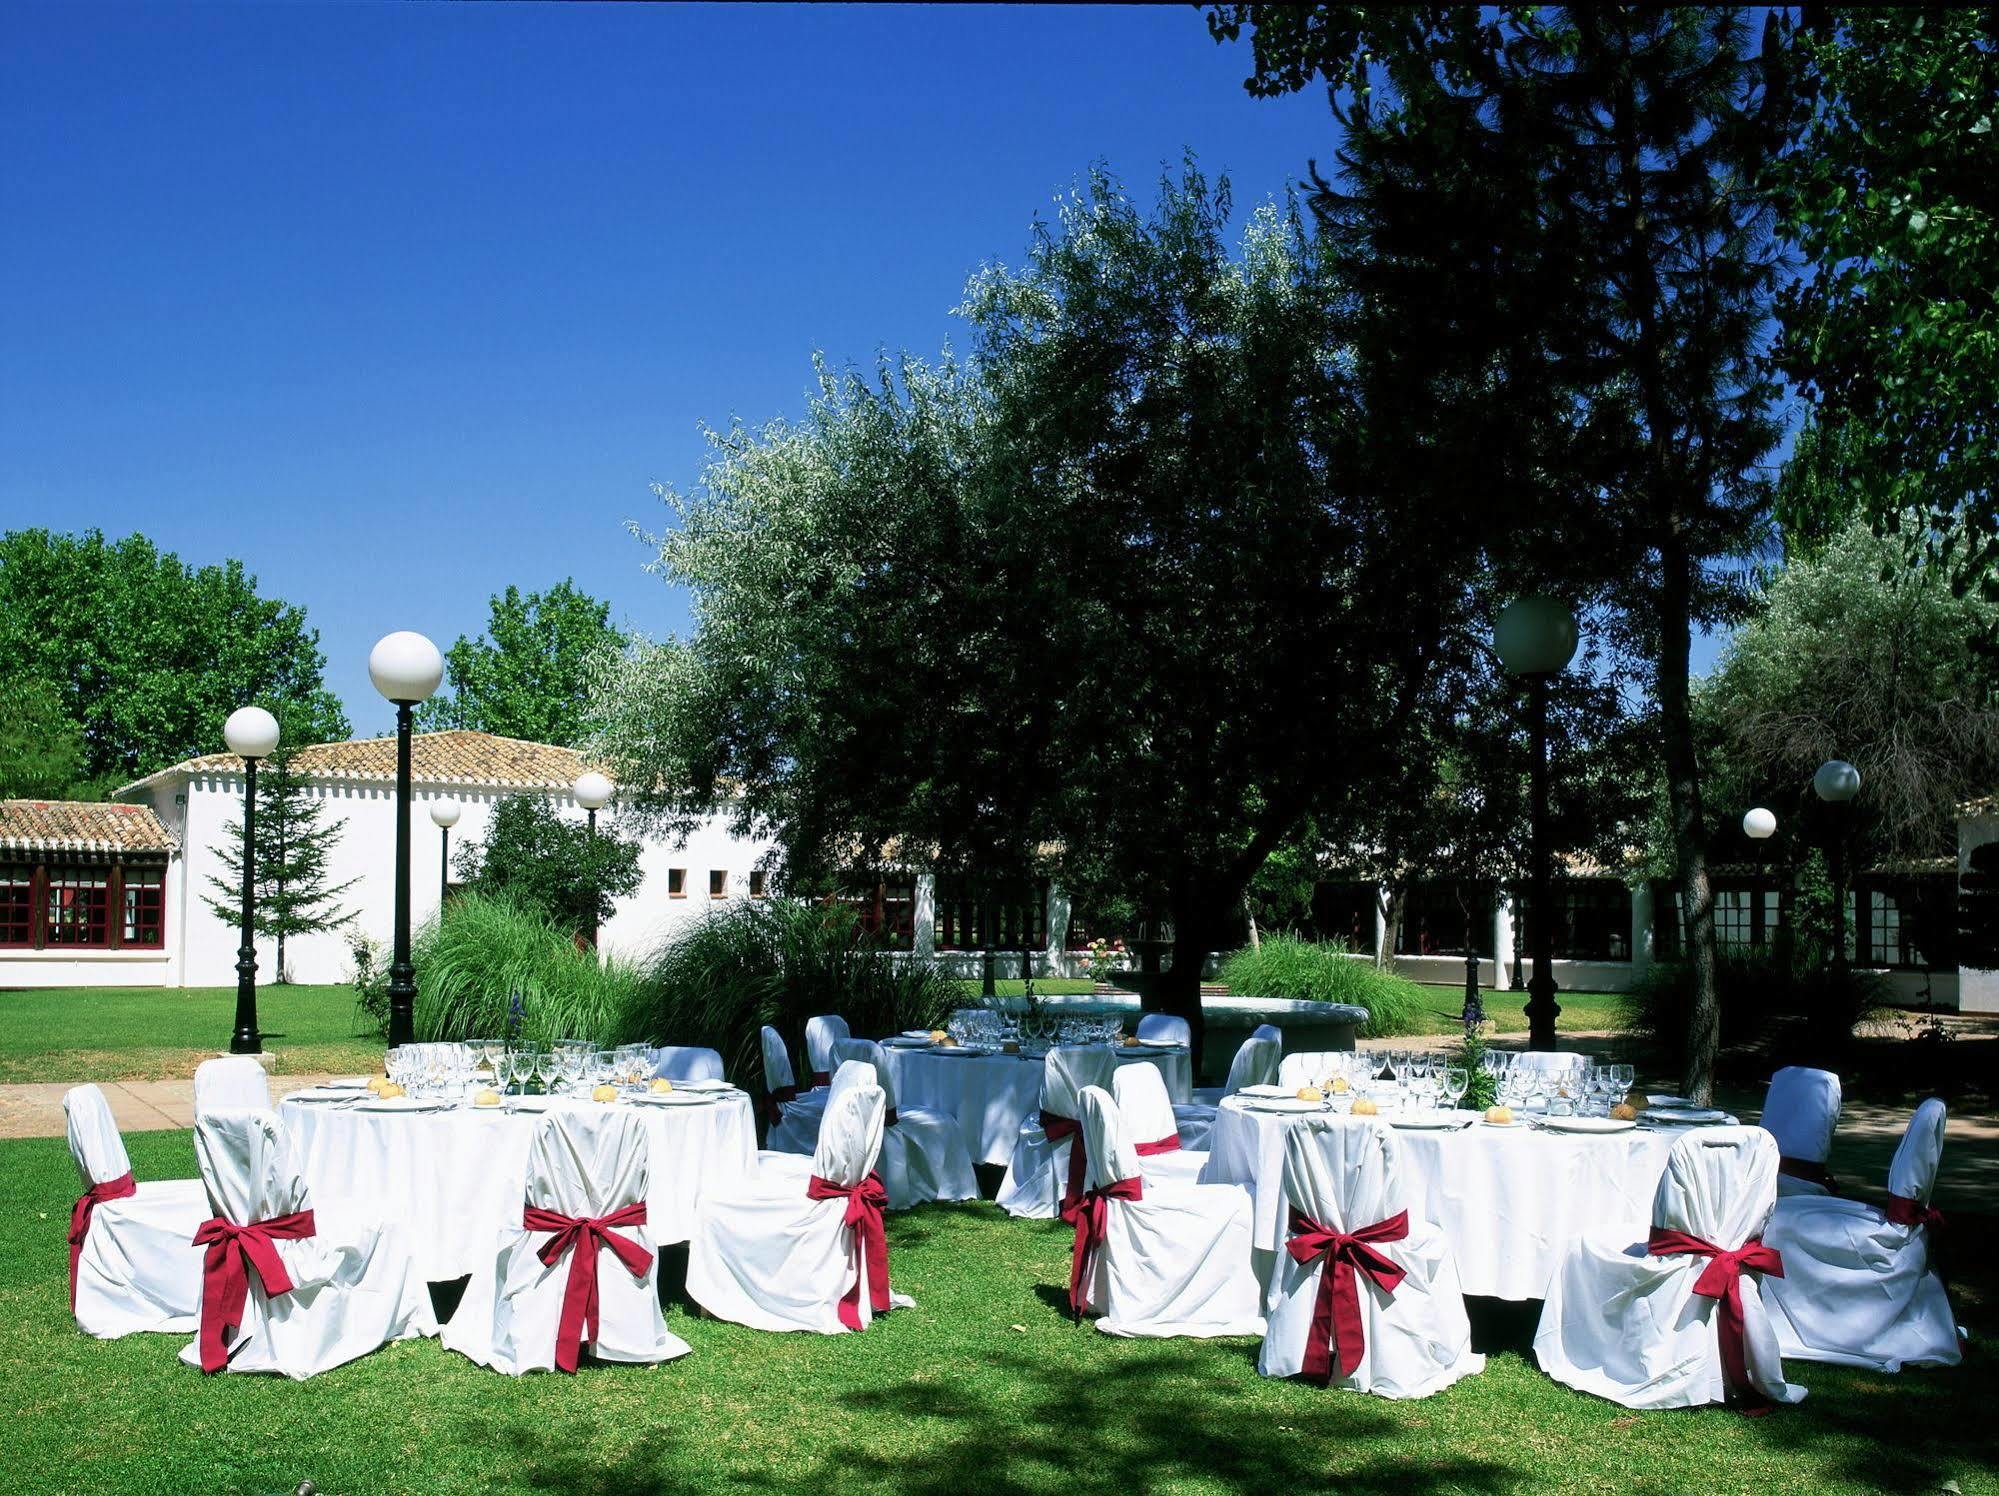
[1396,882,1494,957]
[45,868,110,947]
[123,866,164,947]
[0,866,32,946]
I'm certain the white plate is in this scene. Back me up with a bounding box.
[1540,1115,1636,1134]
[1137,1038,1184,1049]
[1646,1094,1698,1109]
[1243,1097,1322,1114]
[902,1030,938,1040]
[679,1079,737,1092]
[1479,1117,1525,1128]
[352,1097,448,1113]
[1390,1112,1462,1130]
[1239,1084,1290,1099]
[632,1090,717,1106]
[1643,1107,1733,1125]
[881,1037,929,1049]
[926,1045,989,1057]
[508,1096,557,1113]
[288,1088,366,1104]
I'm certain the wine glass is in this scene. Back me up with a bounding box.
[1443,1065,1469,1112]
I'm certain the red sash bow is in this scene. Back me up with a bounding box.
[1133,1135,1181,1156]
[68,1172,137,1311]
[1778,1156,1838,1193]
[806,1173,892,1330]
[1647,1228,1785,1415]
[811,1070,832,1088]
[1285,1207,1409,1383]
[1884,1193,1945,1232]
[767,1082,800,1126]
[1040,1110,1085,1208]
[1060,1176,1143,1318]
[523,1201,653,1373]
[192,1209,317,1373]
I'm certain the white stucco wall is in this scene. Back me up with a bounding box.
[1960,813,1999,1015]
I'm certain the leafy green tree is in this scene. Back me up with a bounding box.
[455,793,643,936]
[419,581,622,745]
[0,674,102,800]
[1774,8,1999,610]
[1211,5,1791,1101]
[201,711,360,981]
[596,166,1495,1067]
[0,529,348,786]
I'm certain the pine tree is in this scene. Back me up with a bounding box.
[203,743,358,981]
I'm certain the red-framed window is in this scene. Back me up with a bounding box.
[0,866,33,947]
[45,868,111,947]
[839,879,916,950]
[123,867,165,948]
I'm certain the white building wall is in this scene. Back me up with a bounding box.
[1960,813,1999,1015]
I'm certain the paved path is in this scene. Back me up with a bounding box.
[0,1073,346,1140]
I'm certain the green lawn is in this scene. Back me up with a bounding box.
[6,1128,1991,1495]
[0,985,381,1084]
[1410,989,1629,1038]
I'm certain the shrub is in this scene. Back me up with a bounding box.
[627,900,961,1095]
[348,929,389,1038]
[1218,934,1427,1037]
[409,890,648,1045]
[1622,948,1891,1072]
[454,794,643,936]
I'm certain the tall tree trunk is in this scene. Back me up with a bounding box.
[1660,538,1720,1104]
[1377,882,1406,970]
[1157,887,1208,1079]
[1243,891,1261,953]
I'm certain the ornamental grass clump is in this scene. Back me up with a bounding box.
[409,890,648,1045]
[1218,933,1426,1037]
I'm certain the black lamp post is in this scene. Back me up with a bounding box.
[223,706,281,1055]
[572,771,614,949]
[1495,594,1580,1053]
[430,798,461,908]
[369,631,444,1048]
[1814,760,1862,975]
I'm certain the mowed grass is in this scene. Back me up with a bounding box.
[0,985,380,1083]
[6,1130,1993,1496]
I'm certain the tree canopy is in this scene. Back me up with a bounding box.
[455,794,643,936]
[0,529,348,789]
[419,580,622,746]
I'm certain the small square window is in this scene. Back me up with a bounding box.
[749,869,769,898]
[709,869,728,899]
[667,868,686,898]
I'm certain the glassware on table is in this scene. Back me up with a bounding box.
[1442,1065,1469,1111]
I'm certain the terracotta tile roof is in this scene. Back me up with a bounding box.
[118,730,590,794]
[0,800,177,856]
[1962,793,1998,818]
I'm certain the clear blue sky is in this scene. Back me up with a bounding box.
[1,2,1721,736]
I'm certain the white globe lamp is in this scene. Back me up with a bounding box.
[1813,760,1861,803]
[1742,807,1777,840]
[573,772,614,812]
[223,706,281,761]
[371,629,443,1046]
[429,799,462,830]
[368,630,444,705]
[1493,594,1580,677]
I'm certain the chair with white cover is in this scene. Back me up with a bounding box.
[996,1047,1118,1220]
[442,1107,691,1374]
[646,1046,725,1084]
[687,1079,913,1333]
[64,1084,206,1338]
[1110,1062,1207,1188]
[1510,1051,1593,1074]
[193,1056,272,1116]
[1762,1097,1960,1372]
[1176,1032,1281,1151]
[1259,1116,1484,1398]
[760,1060,871,1184]
[803,1014,851,1087]
[1135,1013,1191,1046]
[1761,1066,1842,1197]
[831,1038,978,1208]
[762,1025,826,1154]
[1534,1126,1805,1412]
[179,1108,434,1378]
[1065,1086,1263,1339]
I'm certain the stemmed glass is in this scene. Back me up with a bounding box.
[1442,1065,1469,1113]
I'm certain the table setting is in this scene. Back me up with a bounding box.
[1201,1051,1680,1299]
[279,1041,756,1280]
[876,1012,1193,1165]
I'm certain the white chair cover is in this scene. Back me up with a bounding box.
[1110,1062,1207,1189]
[646,1046,725,1083]
[761,1058,870,1183]
[996,1047,1118,1219]
[1763,1098,1960,1371]
[1534,1126,1805,1410]
[762,1025,827,1154]
[193,1056,273,1116]
[64,1084,206,1337]
[831,1038,979,1209]
[177,1108,434,1378]
[442,1108,691,1374]
[1136,1013,1191,1046]
[1761,1066,1841,1197]
[1181,1034,1283,1148]
[687,1081,914,1333]
[803,1014,851,1085]
[1259,1117,1484,1397]
[1070,1086,1263,1339]
[1510,1052,1594,1074]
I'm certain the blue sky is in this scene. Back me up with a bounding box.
[1,3,1720,736]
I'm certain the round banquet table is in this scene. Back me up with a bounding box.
[280,1090,756,1282]
[879,1045,1194,1167]
[1199,1098,1680,1300]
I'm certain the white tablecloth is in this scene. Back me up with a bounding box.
[281,1091,756,1281]
[1199,1099,1679,1300]
[879,1047,1194,1167]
